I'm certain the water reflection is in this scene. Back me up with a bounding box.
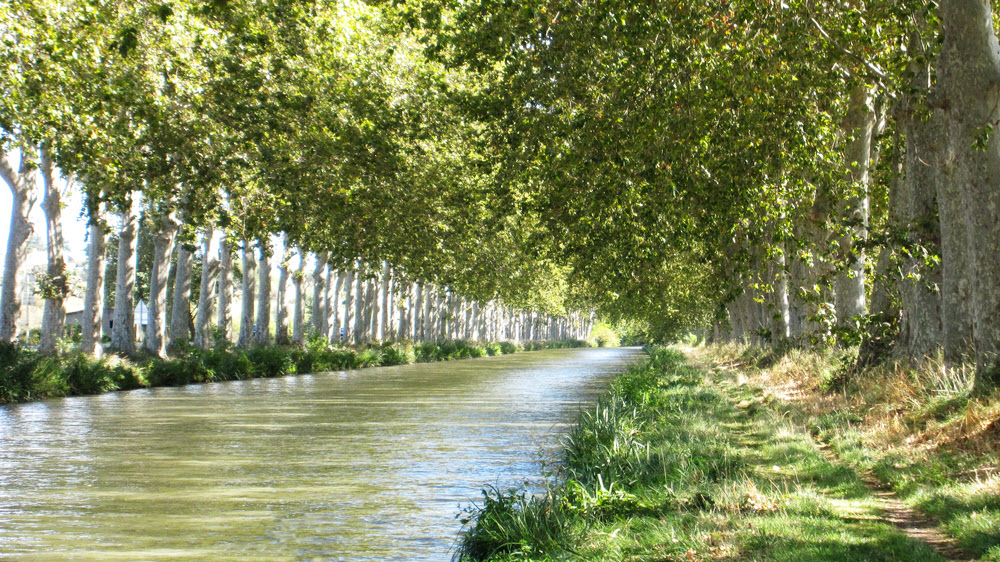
[0,347,643,559]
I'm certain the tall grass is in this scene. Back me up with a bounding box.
[457,345,953,561]
[455,346,748,561]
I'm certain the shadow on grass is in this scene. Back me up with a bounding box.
[739,515,946,561]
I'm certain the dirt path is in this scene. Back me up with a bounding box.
[862,473,975,561]
[816,443,977,561]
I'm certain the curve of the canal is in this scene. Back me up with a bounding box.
[0,346,644,560]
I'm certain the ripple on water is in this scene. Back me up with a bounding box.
[0,346,643,559]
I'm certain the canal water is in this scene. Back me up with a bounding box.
[0,346,643,560]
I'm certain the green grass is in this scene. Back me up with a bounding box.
[703,342,1000,561]
[455,346,947,561]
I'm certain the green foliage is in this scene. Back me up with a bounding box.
[0,342,38,402]
[380,342,416,366]
[589,323,620,348]
[0,338,587,404]
[246,347,295,378]
[62,354,144,394]
[28,357,70,398]
[455,486,570,561]
[561,477,653,521]
[199,348,253,381]
[144,355,213,387]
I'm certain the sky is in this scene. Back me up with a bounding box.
[0,174,90,264]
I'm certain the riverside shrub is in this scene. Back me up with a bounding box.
[0,339,591,404]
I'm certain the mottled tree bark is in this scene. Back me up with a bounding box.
[0,147,38,342]
[193,228,217,349]
[38,148,66,355]
[327,269,343,343]
[896,89,945,361]
[275,235,293,346]
[216,237,233,346]
[255,240,272,346]
[311,252,327,339]
[767,251,790,343]
[412,282,424,341]
[353,267,366,343]
[937,0,1000,389]
[109,202,138,353]
[834,84,876,329]
[169,245,193,348]
[81,204,107,357]
[144,211,179,357]
[342,268,356,344]
[237,240,257,349]
[291,250,307,344]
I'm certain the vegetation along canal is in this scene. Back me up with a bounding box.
[0,346,643,559]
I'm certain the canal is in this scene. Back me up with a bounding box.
[0,346,643,560]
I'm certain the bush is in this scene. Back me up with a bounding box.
[144,356,212,387]
[0,342,38,402]
[381,342,415,366]
[356,347,383,367]
[416,342,442,362]
[247,346,295,378]
[29,356,69,398]
[199,348,252,381]
[63,354,121,394]
[0,336,584,405]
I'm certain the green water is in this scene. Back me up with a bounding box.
[0,347,643,560]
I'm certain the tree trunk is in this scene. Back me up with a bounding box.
[255,240,272,346]
[413,282,424,341]
[237,240,257,349]
[364,276,378,342]
[38,147,66,355]
[275,235,293,346]
[328,269,343,343]
[110,201,138,353]
[81,205,107,357]
[353,267,366,343]
[193,227,217,349]
[937,0,1000,389]
[144,211,179,357]
[216,236,233,347]
[169,244,193,348]
[291,250,306,344]
[834,84,876,330]
[895,97,945,361]
[0,147,39,342]
[378,262,390,341]
[342,268,356,344]
[767,251,790,343]
[311,252,327,339]
[792,183,836,344]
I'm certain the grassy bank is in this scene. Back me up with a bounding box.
[455,346,960,561]
[703,343,1000,560]
[0,338,590,405]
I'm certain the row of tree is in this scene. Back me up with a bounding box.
[103,222,591,356]
[413,0,1000,388]
[1,0,591,357]
[8,0,1000,391]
